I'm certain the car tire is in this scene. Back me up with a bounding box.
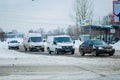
[80,50,85,56]
[93,51,98,56]
[29,48,33,51]
[71,50,74,55]
[55,49,59,55]
[109,53,114,56]
[24,47,27,51]
[41,49,44,52]
[8,47,11,49]
[42,49,44,52]
[47,48,51,54]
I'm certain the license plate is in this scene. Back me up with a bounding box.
[106,49,112,52]
[36,47,40,49]
[65,49,70,51]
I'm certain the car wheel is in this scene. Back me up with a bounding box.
[41,49,44,52]
[8,47,11,49]
[80,50,85,56]
[42,49,44,52]
[55,49,59,55]
[29,48,33,51]
[24,47,27,51]
[109,53,114,56]
[47,48,51,54]
[71,50,74,55]
[93,51,98,56]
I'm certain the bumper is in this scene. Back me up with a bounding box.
[96,49,115,54]
[30,46,44,50]
[57,48,75,52]
[8,46,19,49]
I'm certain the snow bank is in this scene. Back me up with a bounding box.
[113,41,120,50]
[0,41,38,58]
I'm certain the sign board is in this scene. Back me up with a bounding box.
[110,29,115,33]
[81,20,90,26]
[113,1,120,23]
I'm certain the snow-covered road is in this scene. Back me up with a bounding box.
[0,41,120,80]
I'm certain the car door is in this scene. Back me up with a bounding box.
[86,41,94,53]
[81,41,89,53]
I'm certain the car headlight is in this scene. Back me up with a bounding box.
[72,45,75,49]
[98,47,103,49]
[58,45,62,48]
[30,44,34,48]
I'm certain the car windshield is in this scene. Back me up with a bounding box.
[30,37,42,42]
[54,37,72,43]
[10,40,18,43]
[92,40,108,45]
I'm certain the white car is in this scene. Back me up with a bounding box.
[8,40,20,49]
[23,33,45,51]
[47,35,75,54]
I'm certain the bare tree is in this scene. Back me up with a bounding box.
[102,13,112,25]
[12,29,18,34]
[67,25,74,36]
[67,25,80,37]
[37,28,45,34]
[53,27,65,35]
[28,29,34,33]
[73,0,93,34]
[0,27,5,41]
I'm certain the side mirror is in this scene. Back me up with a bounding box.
[73,41,75,44]
[28,40,30,42]
[53,41,57,45]
[89,44,93,46]
[43,40,46,42]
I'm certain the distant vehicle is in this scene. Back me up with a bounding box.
[80,35,90,42]
[47,35,75,54]
[79,39,115,56]
[8,40,20,49]
[22,33,45,51]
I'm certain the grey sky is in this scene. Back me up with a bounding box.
[0,0,112,33]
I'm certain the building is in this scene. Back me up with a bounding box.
[81,25,120,43]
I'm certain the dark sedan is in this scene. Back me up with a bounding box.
[79,39,115,56]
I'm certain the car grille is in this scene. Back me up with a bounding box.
[62,46,73,49]
[103,47,112,49]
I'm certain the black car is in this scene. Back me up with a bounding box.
[79,39,115,56]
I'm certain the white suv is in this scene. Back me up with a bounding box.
[47,35,75,54]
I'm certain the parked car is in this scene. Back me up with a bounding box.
[79,39,115,56]
[22,33,45,51]
[8,40,20,49]
[47,35,75,54]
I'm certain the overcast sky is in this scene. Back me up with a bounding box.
[0,0,112,33]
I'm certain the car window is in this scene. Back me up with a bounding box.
[93,40,108,45]
[82,41,89,45]
[54,37,72,43]
[88,41,93,46]
[30,37,42,42]
[10,40,18,43]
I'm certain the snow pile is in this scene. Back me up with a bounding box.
[113,41,120,50]
[74,40,83,48]
[0,41,39,58]
[0,41,8,49]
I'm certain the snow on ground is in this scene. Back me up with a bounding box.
[0,40,120,67]
[113,41,120,50]
[0,41,39,58]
